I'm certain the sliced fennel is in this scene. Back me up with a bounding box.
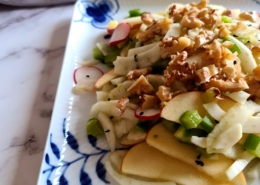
[191,136,207,148]
[224,91,250,104]
[203,102,226,121]
[108,80,134,100]
[243,116,260,133]
[111,76,127,85]
[127,42,158,57]
[96,91,109,101]
[98,112,116,151]
[127,127,147,141]
[227,36,257,74]
[225,151,255,180]
[206,101,260,154]
[114,119,136,138]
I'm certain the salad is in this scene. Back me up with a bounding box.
[73,0,260,184]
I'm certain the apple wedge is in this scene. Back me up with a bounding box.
[121,142,238,185]
[146,123,241,182]
[119,134,145,146]
[95,69,118,89]
[161,91,236,123]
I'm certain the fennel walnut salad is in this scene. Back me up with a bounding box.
[73,0,260,184]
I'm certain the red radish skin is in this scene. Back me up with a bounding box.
[109,23,131,46]
[106,28,114,35]
[73,66,103,84]
[134,107,161,120]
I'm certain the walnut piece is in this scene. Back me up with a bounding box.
[252,47,260,64]
[127,75,154,95]
[160,36,193,58]
[253,65,260,81]
[141,12,155,25]
[156,86,173,102]
[190,0,208,9]
[168,4,185,22]
[204,78,249,91]
[126,67,153,80]
[116,97,129,114]
[197,9,221,29]
[239,11,258,22]
[196,64,219,83]
[218,25,231,38]
[194,30,215,49]
[164,51,196,86]
[137,18,173,43]
[141,94,160,110]
[181,15,204,29]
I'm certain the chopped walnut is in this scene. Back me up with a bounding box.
[204,78,249,92]
[141,94,160,110]
[156,86,173,102]
[190,0,208,9]
[253,65,260,81]
[164,51,197,86]
[222,66,236,80]
[160,36,194,58]
[197,9,221,29]
[218,25,231,38]
[194,30,215,49]
[196,64,219,83]
[141,12,155,25]
[246,81,260,97]
[146,75,165,91]
[168,4,185,22]
[137,18,173,43]
[239,11,258,22]
[116,97,129,114]
[126,67,153,80]
[181,15,204,29]
[222,10,232,17]
[127,75,154,95]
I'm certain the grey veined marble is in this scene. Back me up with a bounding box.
[0,0,75,6]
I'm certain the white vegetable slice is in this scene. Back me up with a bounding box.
[111,76,127,85]
[164,23,181,38]
[206,101,260,154]
[191,136,207,148]
[212,124,242,150]
[113,56,137,75]
[108,80,134,100]
[243,116,260,133]
[127,42,158,57]
[96,43,111,56]
[247,159,260,185]
[114,118,137,138]
[105,161,176,185]
[222,144,245,159]
[224,91,250,104]
[98,112,116,152]
[225,151,255,180]
[227,36,257,74]
[96,91,109,101]
[203,101,226,121]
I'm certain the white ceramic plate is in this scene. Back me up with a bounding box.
[37,0,260,184]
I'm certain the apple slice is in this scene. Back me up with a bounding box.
[146,123,236,181]
[121,142,237,185]
[73,66,103,84]
[135,107,161,120]
[95,69,118,89]
[119,134,145,146]
[109,23,131,46]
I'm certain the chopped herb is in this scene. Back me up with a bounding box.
[108,98,111,101]
[215,120,219,124]
[86,75,90,78]
[153,134,158,138]
[139,112,144,115]
[105,130,110,133]
[109,116,114,119]
[195,160,204,166]
[134,54,138,62]
[196,154,201,160]
[233,60,237,65]
[233,35,238,37]
[104,34,111,39]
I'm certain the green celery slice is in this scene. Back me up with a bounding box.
[200,116,215,133]
[129,9,143,17]
[243,134,260,157]
[179,110,202,129]
[221,16,233,23]
[93,46,105,62]
[86,118,104,137]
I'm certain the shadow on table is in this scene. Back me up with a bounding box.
[11,18,71,185]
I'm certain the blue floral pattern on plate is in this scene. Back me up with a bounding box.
[76,0,119,28]
[42,119,117,185]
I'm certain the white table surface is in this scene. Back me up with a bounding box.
[0,3,74,185]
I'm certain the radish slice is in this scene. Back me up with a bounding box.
[134,107,161,120]
[109,23,131,46]
[73,66,103,84]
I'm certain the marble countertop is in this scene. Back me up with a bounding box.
[0,3,74,185]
